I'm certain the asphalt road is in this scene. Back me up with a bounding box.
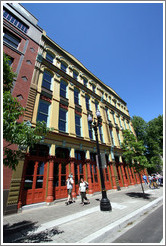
[112,205,163,243]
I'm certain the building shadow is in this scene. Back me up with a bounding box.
[3,220,64,243]
[125,192,151,200]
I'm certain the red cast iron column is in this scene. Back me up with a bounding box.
[70,158,76,198]
[86,159,93,194]
[120,163,128,187]
[46,156,54,203]
[127,166,135,185]
[109,162,117,189]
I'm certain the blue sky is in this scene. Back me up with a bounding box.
[22,2,163,122]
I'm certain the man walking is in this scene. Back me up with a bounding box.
[65,174,75,205]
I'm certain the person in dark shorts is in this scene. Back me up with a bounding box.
[79,178,90,206]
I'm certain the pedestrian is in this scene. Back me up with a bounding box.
[142,174,148,185]
[79,178,90,206]
[156,172,162,186]
[148,174,153,188]
[152,174,158,188]
[65,174,75,205]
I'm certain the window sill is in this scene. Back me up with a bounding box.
[59,131,69,135]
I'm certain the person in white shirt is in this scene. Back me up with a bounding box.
[65,174,75,205]
[79,178,90,206]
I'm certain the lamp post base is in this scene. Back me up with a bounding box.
[100,197,112,211]
[100,190,112,211]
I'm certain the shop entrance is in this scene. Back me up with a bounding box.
[21,145,49,205]
[74,150,86,195]
[53,147,69,200]
[90,153,100,192]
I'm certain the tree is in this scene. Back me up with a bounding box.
[121,129,153,194]
[3,53,50,170]
[131,116,147,144]
[131,115,163,174]
[145,115,163,173]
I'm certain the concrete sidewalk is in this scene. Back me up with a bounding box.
[3,184,163,243]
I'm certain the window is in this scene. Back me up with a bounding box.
[118,116,123,128]
[46,51,54,63]
[60,80,68,98]
[3,8,28,34]
[37,100,50,126]
[3,30,20,49]
[83,78,88,87]
[59,108,67,132]
[61,62,67,72]
[99,125,104,143]
[75,114,81,136]
[95,100,99,111]
[127,121,132,131]
[85,95,90,111]
[42,70,53,90]
[123,119,127,129]
[5,55,14,66]
[74,88,79,105]
[111,111,116,124]
[110,128,115,146]
[73,70,78,80]
[116,130,121,145]
[92,84,96,93]
[88,120,93,140]
[105,107,110,121]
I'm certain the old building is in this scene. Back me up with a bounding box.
[17,30,142,209]
[3,4,146,214]
[3,3,43,214]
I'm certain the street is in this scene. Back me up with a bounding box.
[3,185,163,244]
[112,205,163,243]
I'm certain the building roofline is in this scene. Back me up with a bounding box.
[43,34,127,105]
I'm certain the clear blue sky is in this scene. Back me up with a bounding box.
[22,2,163,122]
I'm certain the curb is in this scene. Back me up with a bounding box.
[77,196,163,243]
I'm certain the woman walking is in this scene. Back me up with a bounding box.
[79,178,90,206]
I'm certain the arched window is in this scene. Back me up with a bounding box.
[83,78,88,87]
[61,62,67,72]
[46,51,55,63]
[42,70,53,90]
[73,70,78,80]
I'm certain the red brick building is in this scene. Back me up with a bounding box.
[3,3,43,214]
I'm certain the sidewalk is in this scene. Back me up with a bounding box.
[3,184,163,244]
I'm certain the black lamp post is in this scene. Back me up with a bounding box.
[88,110,112,212]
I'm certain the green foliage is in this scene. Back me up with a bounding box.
[131,114,163,173]
[3,53,50,170]
[131,116,147,143]
[3,53,16,91]
[145,115,163,173]
[121,130,153,173]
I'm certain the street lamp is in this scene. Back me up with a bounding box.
[88,110,112,212]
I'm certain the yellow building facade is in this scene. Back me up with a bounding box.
[12,31,141,210]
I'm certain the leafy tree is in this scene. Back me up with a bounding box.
[3,53,50,170]
[145,115,163,173]
[131,116,147,143]
[121,129,153,194]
